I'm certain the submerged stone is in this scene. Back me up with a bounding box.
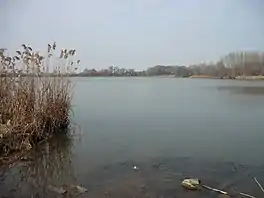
[181,178,200,190]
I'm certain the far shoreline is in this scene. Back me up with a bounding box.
[2,74,264,81]
[73,75,264,80]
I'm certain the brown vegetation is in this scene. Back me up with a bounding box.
[0,42,79,157]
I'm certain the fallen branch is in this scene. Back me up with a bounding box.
[254,177,264,193]
[202,184,256,198]
[202,184,228,195]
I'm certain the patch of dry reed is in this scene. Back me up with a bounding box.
[0,43,80,156]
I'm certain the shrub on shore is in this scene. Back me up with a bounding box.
[0,43,79,156]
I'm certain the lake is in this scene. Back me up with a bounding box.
[1,77,264,198]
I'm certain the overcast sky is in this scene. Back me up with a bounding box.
[1,0,264,70]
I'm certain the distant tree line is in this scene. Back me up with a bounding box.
[188,51,264,77]
[145,65,190,77]
[76,51,264,78]
[78,66,146,77]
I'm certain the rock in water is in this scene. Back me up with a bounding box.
[181,178,201,190]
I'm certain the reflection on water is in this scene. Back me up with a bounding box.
[217,86,264,95]
[0,133,76,198]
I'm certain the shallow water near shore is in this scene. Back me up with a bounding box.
[1,77,264,197]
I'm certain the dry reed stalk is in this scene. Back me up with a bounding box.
[0,43,79,157]
[254,177,264,193]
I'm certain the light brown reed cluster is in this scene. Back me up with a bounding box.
[0,42,80,156]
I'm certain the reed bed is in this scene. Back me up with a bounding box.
[0,42,79,156]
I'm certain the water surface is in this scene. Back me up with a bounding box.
[73,78,264,167]
[1,78,264,197]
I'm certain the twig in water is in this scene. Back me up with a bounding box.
[239,192,256,198]
[202,184,256,198]
[202,184,228,195]
[254,177,264,193]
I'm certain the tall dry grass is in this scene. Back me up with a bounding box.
[0,42,79,156]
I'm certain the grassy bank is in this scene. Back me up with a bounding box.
[0,43,79,157]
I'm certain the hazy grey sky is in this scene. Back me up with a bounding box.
[1,0,264,70]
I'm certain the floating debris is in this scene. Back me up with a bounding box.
[47,184,88,195]
[133,165,139,171]
[181,178,256,198]
[47,185,67,194]
[69,185,88,194]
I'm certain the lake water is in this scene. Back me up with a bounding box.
[1,77,264,198]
